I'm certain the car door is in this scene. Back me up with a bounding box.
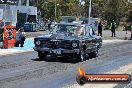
[88,26,98,51]
[84,25,95,53]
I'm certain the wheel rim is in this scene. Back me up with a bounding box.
[80,52,84,61]
[96,46,99,56]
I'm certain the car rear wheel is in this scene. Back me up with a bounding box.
[38,52,47,59]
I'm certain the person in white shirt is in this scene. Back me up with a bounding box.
[15,28,26,47]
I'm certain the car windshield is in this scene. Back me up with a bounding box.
[53,24,84,36]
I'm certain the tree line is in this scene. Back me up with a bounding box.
[36,0,132,24]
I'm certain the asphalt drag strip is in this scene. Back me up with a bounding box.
[0,40,131,88]
[12,41,132,88]
[14,53,132,88]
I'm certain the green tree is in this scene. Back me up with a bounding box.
[35,0,132,24]
[35,0,80,21]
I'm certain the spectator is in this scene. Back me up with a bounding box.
[15,28,26,47]
[98,21,103,37]
[48,21,51,31]
[110,20,116,37]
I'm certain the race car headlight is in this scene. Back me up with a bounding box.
[72,42,78,48]
[36,40,41,45]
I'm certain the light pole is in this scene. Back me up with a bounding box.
[55,0,56,21]
[80,1,85,17]
[4,4,6,27]
[55,0,59,21]
[88,0,92,25]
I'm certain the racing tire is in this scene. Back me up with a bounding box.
[38,52,47,59]
[89,47,99,58]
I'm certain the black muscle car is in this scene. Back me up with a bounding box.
[33,22,102,62]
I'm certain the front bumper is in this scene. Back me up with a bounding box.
[33,47,80,54]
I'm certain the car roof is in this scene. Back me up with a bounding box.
[57,23,80,26]
[57,23,92,27]
[57,21,82,25]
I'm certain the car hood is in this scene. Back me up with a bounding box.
[37,32,79,40]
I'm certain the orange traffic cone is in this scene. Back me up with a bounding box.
[124,31,128,40]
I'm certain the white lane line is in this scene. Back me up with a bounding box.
[0,49,33,56]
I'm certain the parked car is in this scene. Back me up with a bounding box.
[33,22,102,62]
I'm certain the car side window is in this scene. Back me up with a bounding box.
[85,26,90,36]
[92,28,95,35]
[89,26,95,36]
[89,26,93,36]
[80,27,85,36]
[75,26,85,36]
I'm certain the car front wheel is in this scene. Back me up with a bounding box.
[38,52,47,59]
[89,47,99,58]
